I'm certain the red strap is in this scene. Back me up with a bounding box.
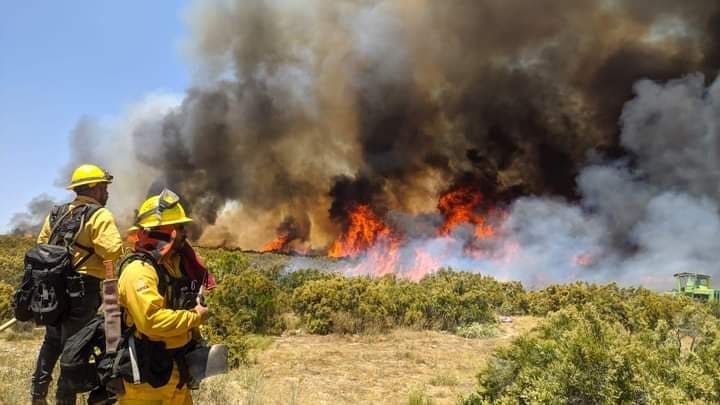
[181,245,217,290]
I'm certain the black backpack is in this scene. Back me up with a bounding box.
[12,203,102,325]
[60,314,131,402]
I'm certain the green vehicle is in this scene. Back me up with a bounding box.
[672,272,720,302]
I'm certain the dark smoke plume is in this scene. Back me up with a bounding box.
[329,175,387,223]
[160,0,720,246]
[10,194,59,236]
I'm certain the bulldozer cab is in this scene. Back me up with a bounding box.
[673,272,716,301]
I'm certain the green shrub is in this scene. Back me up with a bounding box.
[291,275,415,334]
[416,270,497,330]
[464,301,720,404]
[527,282,622,316]
[455,322,499,339]
[290,271,505,334]
[0,235,31,286]
[0,281,14,322]
[291,275,363,334]
[201,249,252,282]
[206,268,286,334]
[708,300,720,318]
[527,282,701,334]
[407,388,434,405]
[278,268,336,292]
[429,373,459,387]
[202,323,248,367]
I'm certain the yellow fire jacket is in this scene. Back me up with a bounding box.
[118,254,203,349]
[37,195,123,280]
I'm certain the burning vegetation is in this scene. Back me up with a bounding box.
[261,183,502,280]
[437,185,495,240]
[260,215,310,254]
[327,204,396,258]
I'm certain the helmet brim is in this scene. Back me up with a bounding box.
[66,178,113,190]
[135,216,193,229]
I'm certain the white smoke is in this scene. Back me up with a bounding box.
[60,93,183,229]
[619,192,720,287]
[621,74,720,198]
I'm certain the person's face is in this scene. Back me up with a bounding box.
[172,223,188,251]
[94,183,109,206]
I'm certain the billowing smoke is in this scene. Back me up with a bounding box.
[59,93,182,229]
[9,194,59,236]
[337,74,720,289]
[18,0,720,288]
[166,0,720,241]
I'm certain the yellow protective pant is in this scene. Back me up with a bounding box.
[118,365,193,405]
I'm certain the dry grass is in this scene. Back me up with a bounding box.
[0,330,95,405]
[0,334,42,404]
[0,328,95,405]
[194,316,538,405]
[0,317,539,405]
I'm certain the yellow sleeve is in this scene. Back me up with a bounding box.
[119,261,203,337]
[87,208,123,262]
[37,216,51,244]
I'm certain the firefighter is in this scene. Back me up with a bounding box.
[31,164,123,405]
[117,189,214,405]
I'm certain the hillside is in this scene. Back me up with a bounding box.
[3,235,720,403]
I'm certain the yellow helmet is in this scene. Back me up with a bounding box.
[66,164,114,190]
[134,189,193,229]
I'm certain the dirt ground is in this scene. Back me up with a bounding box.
[0,317,539,405]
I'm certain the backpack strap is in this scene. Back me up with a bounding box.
[69,204,103,270]
[119,252,169,297]
[48,203,103,270]
[47,204,74,244]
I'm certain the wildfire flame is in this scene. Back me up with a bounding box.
[262,187,512,282]
[328,204,398,258]
[261,233,291,253]
[260,215,310,254]
[437,185,495,239]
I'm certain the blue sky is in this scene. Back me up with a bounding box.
[0,1,190,232]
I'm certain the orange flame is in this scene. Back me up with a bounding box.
[327,192,514,280]
[437,185,495,239]
[328,204,396,257]
[261,233,291,253]
[348,238,401,277]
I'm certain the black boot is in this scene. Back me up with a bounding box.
[89,385,117,404]
[32,324,60,405]
[30,379,50,405]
